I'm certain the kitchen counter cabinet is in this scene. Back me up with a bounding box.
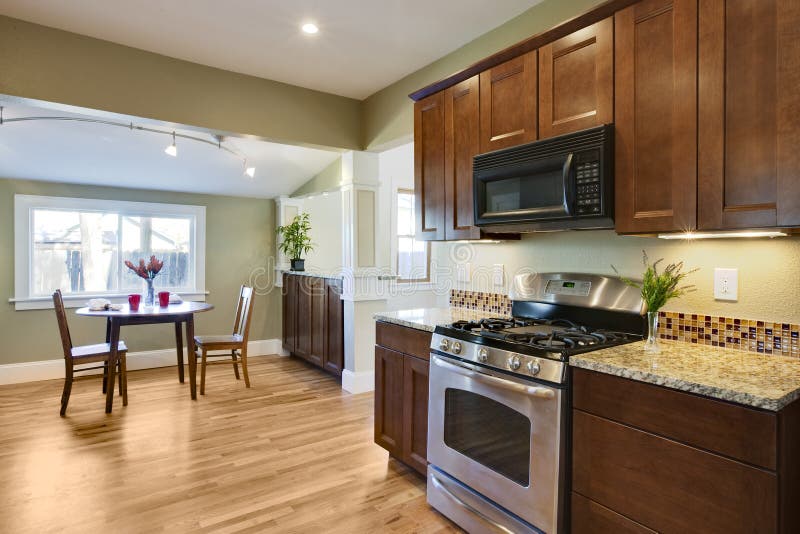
[374,321,432,476]
[572,367,800,533]
[282,273,344,377]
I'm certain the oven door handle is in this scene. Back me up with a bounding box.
[432,356,555,399]
[430,472,516,534]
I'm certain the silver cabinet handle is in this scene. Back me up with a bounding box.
[430,472,515,534]
[432,355,555,399]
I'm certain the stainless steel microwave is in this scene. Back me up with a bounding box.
[473,124,613,232]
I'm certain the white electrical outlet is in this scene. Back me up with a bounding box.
[493,264,505,286]
[457,263,472,283]
[714,268,738,301]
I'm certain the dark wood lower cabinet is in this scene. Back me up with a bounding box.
[572,368,800,533]
[374,321,432,476]
[281,273,344,377]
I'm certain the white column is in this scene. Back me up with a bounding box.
[338,151,392,394]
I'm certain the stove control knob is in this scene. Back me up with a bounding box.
[477,348,489,363]
[451,341,462,355]
[527,360,542,376]
[507,355,521,371]
[439,338,450,351]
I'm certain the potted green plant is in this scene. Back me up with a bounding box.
[277,213,314,272]
[614,251,697,352]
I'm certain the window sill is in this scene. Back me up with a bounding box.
[9,291,209,311]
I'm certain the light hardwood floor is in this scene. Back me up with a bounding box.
[0,355,461,533]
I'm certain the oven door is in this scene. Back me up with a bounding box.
[474,152,574,225]
[427,353,564,533]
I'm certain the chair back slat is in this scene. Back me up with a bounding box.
[233,286,255,342]
[52,290,73,358]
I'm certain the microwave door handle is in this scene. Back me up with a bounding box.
[561,152,575,216]
[432,356,555,399]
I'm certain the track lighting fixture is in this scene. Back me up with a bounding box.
[164,132,177,157]
[0,108,257,179]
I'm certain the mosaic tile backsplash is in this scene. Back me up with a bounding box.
[657,311,800,356]
[449,289,512,316]
[449,290,800,357]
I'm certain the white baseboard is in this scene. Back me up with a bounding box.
[341,369,375,394]
[0,339,286,386]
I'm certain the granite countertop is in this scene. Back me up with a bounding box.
[571,339,800,411]
[374,307,506,333]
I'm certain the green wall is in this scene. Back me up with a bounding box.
[0,16,362,150]
[360,0,606,150]
[0,178,281,365]
[291,157,343,197]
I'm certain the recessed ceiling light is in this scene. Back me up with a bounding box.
[302,22,319,34]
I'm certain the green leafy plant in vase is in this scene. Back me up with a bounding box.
[614,251,697,353]
[277,213,314,272]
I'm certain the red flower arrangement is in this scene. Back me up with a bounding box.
[124,255,164,280]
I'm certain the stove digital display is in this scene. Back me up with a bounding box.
[545,279,592,297]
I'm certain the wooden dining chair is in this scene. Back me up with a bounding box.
[194,286,255,394]
[53,290,128,416]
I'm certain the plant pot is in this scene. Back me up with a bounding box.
[290,258,305,272]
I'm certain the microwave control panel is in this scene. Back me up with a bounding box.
[575,150,602,215]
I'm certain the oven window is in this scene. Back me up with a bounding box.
[443,388,531,486]
[485,170,564,213]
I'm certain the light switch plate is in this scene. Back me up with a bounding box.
[493,264,505,286]
[714,268,738,301]
[457,263,472,283]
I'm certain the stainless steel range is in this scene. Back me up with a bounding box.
[427,273,645,534]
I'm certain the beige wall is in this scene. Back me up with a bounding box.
[360,0,606,150]
[0,178,282,365]
[0,16,362,150]
[291,157,342,197]
[432,232,800,323]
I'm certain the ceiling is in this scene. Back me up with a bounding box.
[0,104,341,198]
[0,0,543,99]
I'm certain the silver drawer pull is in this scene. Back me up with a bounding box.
[430,472,515,534]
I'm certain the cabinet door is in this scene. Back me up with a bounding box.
[443,75,481,240]
[698,0,800,229]
[374,346,405,457]
[294,276,312,360]
[402,355,429,475]
[539,17,613,138]
[614,0,698,233]
[479,50,538,153]
[323,278,344,376]
[414,92,446,241]
[281,273,296,353]
[307,277,325,368]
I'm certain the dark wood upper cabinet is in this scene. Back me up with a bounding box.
[614,0,698,234]
[539,17,614,138]
[414,92,446,241]
[479,50,538,153]
[444,75,481,240]
[698,0,800,230]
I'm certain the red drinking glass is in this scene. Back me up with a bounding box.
[158,291,171,307]
[128,294,141,311]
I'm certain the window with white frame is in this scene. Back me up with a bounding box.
[14,195,206,309]
[396,189,430,282]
